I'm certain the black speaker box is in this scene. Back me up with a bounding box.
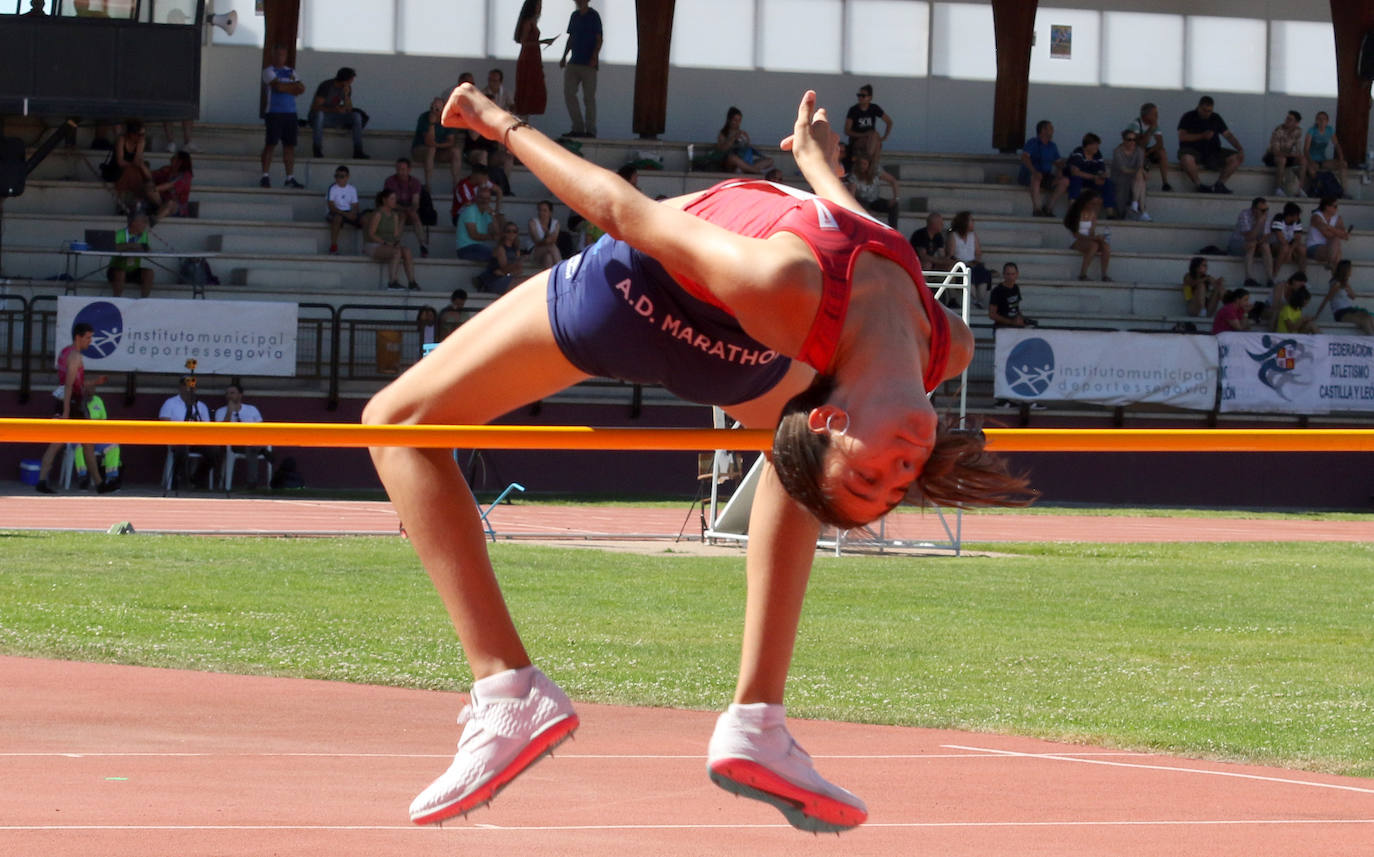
[1360,30,1374,81]
[0,137,25,198]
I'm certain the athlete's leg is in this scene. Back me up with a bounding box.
[364,270,591,679]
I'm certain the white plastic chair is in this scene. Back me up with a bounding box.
[222,446,273,491]
[161,447,214,495]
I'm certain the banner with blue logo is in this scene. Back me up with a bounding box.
[994,329,1217,409]
[1218,332,1374,414]
[56,297,298,377]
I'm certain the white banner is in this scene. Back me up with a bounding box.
[56,297,298,377]
[994,329,1218,410]
[1218,332,1374,414]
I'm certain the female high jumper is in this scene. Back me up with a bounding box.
[364,83,1030,834]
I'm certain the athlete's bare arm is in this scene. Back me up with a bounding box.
[780,91,866,218]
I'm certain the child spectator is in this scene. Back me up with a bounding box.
[1304,111,1347,194]
[1268,271,1309,330]
[716,107,774,175]
[527,199,562,270]
[1066,133,1114,215]
[108,209,153,298]
[366,189,419,291]
[325,165,361,255]
[385,157,430,258]
[1276,285,1320,334]
[1211,288,1252,334]
[150,151,193,220]
[1269,201,1307,279]
[1063,189,1111,282]
[1181,256,1224,319]
[451,163,502,224]
[1314,260,1374,335]
[1265,110,1305,196]
[989,262,1035,328]
[107,119,159,214]
[438,288,468,340]
[416,306,439,359]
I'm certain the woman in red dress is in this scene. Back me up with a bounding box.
[513,0,553,118]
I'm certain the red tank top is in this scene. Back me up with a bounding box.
[56,344,84,398]
[678,180,950,392]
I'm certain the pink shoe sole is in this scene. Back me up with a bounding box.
[411,713,579,825]
[708,757,868,833]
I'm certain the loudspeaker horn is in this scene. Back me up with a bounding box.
[207,11,238,37]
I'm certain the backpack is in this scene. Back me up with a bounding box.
[417,187,438,227]
[1308,170,1344,200]
[177,256,219,287]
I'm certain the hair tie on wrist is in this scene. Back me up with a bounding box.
[504,118,531,146]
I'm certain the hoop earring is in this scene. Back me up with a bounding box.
[825,412,849,437]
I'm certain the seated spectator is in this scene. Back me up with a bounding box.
[437,288,468,339]
[763,167,785,183]
[845,154,900,228]
[1304,111,1347,194]
[150,151,193,220]
[325,165,362,255]
[310,67,368,159]
[159,375,214,490]
[1177,95,1244,194]
[385,157,430,258]
[416,306,439,358]
[715,107,774,175]
[1211,288,1252,334]
[1307,196,1349,271]
[214,380,268,489]
[22,0,47,15]
[844,84,893,165]
[909,212,953,273]
[1264,110,1306,197]
[1019,119,1069,217]
[1227,197,1273,284]
[412,96,461,190]
[476,221,525,294]
[1067,133,1115,215]
[1269,201,1307,278]
[480,68,516,186]
[451,163,503,224]
[105,119,160,214]
[456,185,502,265]
[160,119,198,154]
[527,199,563,270]
[108,209,153,298]
[365,189,419,291]
[947,211,991,307]
[1124,102,1172,192]
[1314,260,1374,335]
[1276,284,1320,334]
[1268,271,1309,329]
[1063,189,1111,281]
[617,163,641,189]
[1110,129,1150,221]
[73,376,121,491]
[1182,256,1224,318]
[989,262,1036,329]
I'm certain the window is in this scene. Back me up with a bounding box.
[760,0,842,73]
[303,0,394,54]
[1270,20,1337,97]
[1102,11,1183,90]
[845,0,929,78]
[398,0,485,57]
[672,0,755,69]
[1185,16,1267,94]
[598,0,638,66]
[930,2,994,81]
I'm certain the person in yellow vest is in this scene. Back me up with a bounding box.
[74,378,122,490]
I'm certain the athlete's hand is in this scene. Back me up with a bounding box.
[780,90,843,178]
[440,82,511,141]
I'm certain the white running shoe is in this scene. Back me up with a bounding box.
[707,702,868,833]
[409,666,579,825]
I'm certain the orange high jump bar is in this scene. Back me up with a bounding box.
[0,419,1372,453]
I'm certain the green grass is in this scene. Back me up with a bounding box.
[1,533,1371,777]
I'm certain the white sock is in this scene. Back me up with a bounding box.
[726,701,785,728]
[472,665,536,700]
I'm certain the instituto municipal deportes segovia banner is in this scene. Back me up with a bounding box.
[56,296,298,376]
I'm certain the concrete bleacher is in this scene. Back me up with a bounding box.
[3,117,1372,415]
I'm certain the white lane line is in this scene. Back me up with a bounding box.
[0,751,1158,760]
[942,745,1374,795]
[3,820,1373,832]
